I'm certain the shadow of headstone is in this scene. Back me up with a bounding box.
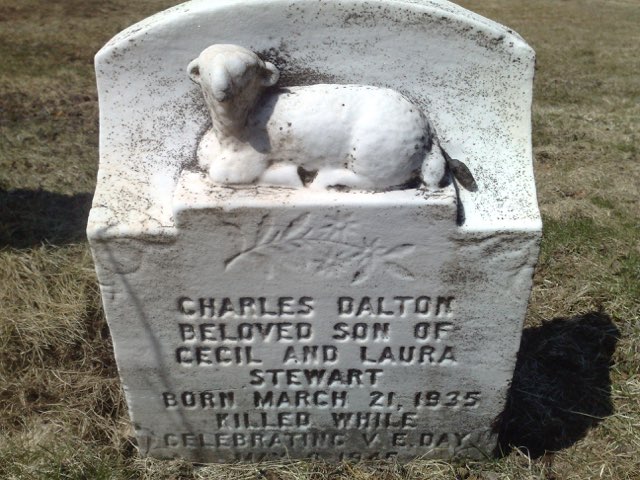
[0,188,92,248]
[494,311,620,458]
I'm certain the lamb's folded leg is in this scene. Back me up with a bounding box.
[258,163,303,188]
[309,168,369,190]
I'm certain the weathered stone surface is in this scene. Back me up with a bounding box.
[89,0,540,462]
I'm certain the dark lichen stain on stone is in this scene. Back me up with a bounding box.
[257,42,339,86]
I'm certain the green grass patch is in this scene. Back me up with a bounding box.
[590,196,616,211]
[539,213,639,309]
[542,216,605,255]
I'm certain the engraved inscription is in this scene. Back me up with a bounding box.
[155,429,475,455]
[254,390,348,408]
[178,322,313,342]
[359,345,456,365]
[249,368,383,387]
[338,296,455,317]
[165,292,475,459]
[162,431,346,450]
[282,345,339,364]
[163,391,235,409]
[178,296,314,318]
[176,346,262,366]
[414,391,481,408]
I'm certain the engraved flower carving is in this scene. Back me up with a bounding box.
[350,237,416,285]
[224,212,415,284]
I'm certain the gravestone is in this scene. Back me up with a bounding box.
[89,0,540,462]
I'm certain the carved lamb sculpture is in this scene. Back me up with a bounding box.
[188,44,447,190]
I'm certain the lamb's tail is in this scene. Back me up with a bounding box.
[439,144,478,192]
[420,123,477,192]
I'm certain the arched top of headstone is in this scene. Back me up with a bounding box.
[90,0,538,239]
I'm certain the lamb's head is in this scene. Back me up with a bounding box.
[188,44,279,136]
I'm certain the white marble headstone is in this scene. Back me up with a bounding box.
[89,0,540,462]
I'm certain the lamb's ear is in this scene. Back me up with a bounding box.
[262,62,280,87]
[187,59,201,84]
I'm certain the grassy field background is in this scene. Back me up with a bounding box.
[0,0,638,478]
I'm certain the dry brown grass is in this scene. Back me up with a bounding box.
[0,0,638,478]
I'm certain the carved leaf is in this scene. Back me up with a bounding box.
[316,224,332,240]
[383,243,415,258]
[221,221,248,249]
[270,228,285,243]
[352,261,374,285]
[383,261,415,280]
[226,212,420,283]
[282,212,312,241]
[220,221,242,232]
[255,214,277,245]
[277,242,303,254]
